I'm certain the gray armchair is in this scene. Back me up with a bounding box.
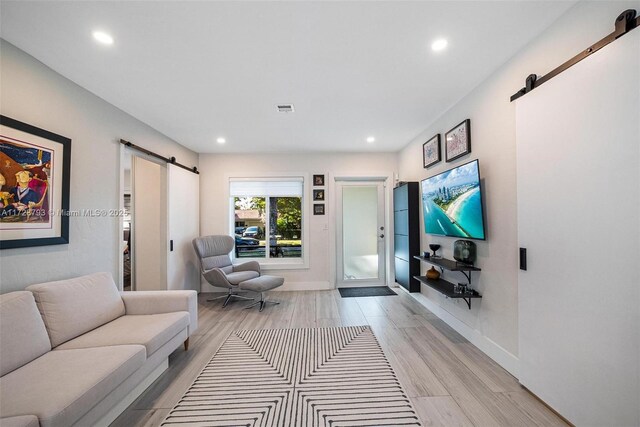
[192,235,260,307]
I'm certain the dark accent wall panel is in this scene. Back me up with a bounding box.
[393,182,420,292]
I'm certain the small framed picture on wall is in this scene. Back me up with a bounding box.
[313,189,325,201]
[313,174,325,186]
[445,119,471,162]
[313,203,325,215]
[422,134,441,168]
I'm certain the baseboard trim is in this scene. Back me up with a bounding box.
[403,287,520,378]
[279,281,333,291]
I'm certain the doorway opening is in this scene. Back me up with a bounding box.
[335,178,387,288]
[119,148,167,291]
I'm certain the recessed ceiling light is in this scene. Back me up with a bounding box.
[216,137,226,144]
[366,136,375,143]
[92,31,114,45]
[431,38,448,52]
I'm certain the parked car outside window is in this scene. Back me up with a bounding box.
[242,226,264,239]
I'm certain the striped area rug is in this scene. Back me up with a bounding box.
[161,326,421,426]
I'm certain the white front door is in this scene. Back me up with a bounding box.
[336,180,386,287]
[167,164,200,291]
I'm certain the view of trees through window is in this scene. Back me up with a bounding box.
[234,196,302,259]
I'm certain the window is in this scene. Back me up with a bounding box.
[230,178,304,264]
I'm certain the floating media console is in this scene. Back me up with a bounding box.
[414,256,482,309]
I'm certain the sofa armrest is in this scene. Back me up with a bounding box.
[233,260,261,274]
[120,290,198,335]
[0,415,40,427]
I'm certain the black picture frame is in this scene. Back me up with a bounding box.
[313,174,325,186]
[313,203,325,215]
[313,189,325,201]
[445,119,471,162]
[422,134,441,168]
[0,115,71,249]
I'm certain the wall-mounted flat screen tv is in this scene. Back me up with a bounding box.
[421,159,486,240]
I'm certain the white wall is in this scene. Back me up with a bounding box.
[397,0,640,372]
[0,40,198,292]
[198,152,397,291]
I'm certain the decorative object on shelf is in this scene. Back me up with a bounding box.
[313,189,325,201]
[313,203,325,215]
[422,134,441,168]
[429,243,441,258]
[422,251,430,258]
[453,239,477,265]
[426,266,440,280]
[313,174,325,186]
[0,115,71,249]
[445,119,471,162]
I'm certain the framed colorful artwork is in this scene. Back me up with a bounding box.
[422,134,441,168]
[0,115,71,249]
[313,174,325,186]
[313,189,325,201]
[445,119,471,162]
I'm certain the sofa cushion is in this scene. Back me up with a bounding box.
[0,292,52,376]
[26,272,125,347]
[0,345,145,427]
[0,416,39,427]
[55,312,189,357]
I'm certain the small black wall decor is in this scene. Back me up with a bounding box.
[0,115,71,249]
[445,119,471,162]
[313,174,325,186]
[313,189,325,201]
[313,203,325,215]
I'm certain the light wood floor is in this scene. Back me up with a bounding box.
[112,289,567,427]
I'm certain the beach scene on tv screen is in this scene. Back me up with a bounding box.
[421,160,485,240]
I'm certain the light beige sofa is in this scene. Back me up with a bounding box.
[0,272,198,427]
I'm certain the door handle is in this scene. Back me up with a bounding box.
[379,234,385,239]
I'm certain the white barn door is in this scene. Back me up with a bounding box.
[167,164,200,291]
[516,31,639,426]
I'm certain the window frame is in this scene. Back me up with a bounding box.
[227,173,310,270]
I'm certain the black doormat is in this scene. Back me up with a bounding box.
[339,286,397,298]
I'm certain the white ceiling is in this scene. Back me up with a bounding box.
[0,1,575,154]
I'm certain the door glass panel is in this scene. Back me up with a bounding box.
[342,186,378,280]
[234,197,266,258]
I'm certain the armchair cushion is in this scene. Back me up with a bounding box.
[233,260,261,274]
[192,235,234,271]
[225,270,260,285]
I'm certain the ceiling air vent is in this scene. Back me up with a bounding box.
[276,104,295,113]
